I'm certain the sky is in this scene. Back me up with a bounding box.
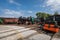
[0,0,60,18]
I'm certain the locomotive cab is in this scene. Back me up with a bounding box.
[43,15,60,32]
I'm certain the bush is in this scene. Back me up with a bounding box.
[0,18,3,24]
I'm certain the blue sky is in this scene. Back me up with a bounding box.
[0,0,60,18]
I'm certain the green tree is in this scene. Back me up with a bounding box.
[47,14,52,17]
[54,11,59,15]
[0,18,4,24]
[36,12,42,18]
[36,12,51,18]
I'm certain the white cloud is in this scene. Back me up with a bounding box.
[0,15,15,18]
[40,5,46,8]
[2,9,34,17]
[3,9,23,18]
[9,0,21,6]
[4,9,22,15]
[46,0,60,11]
[27,11,33,13]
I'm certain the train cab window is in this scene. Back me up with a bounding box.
[45,16,56,24]
[46,16,53,21]
[55,16,60,26]
[55,16,60,21]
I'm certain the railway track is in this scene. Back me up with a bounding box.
[0,25,60,40]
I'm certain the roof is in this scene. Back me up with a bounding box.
[0,17,18,19]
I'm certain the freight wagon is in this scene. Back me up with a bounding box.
[0,17,18,24]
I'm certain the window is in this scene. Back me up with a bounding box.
[55,16,60,21]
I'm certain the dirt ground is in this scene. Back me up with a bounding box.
[0,24,54,34]
[16,24,40,33]
[0,24,60,40]
[0,24,42,33]
[0,25,51,40]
